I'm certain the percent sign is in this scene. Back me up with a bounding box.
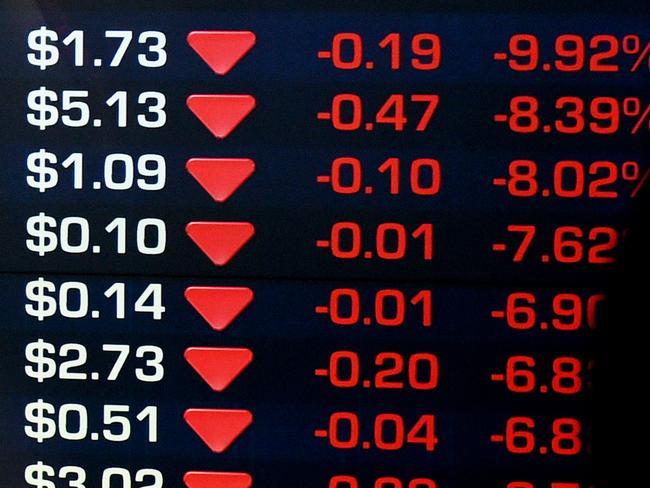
[624,161,650,198]
[622,97,650,134]
[623,35,650,72]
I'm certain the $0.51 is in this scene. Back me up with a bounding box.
[25,400,158,443]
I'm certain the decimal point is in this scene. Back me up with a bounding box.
[362,441,370,449]
[91,310,100,319]
[365,61,374,69]
[365,122,374,130]
[94,58,102,67]
[541,254,550,263]
[93,181,102,189]
[540,385,548,393]
[364,251,373,259]
[92,245,101,254]
[539,446,548,454]
[543,125,551,133]
[91,432,99,440]
[91,372,99,380]
[364,186,373,194]
[362,380,371,388]
[542,189,550,196]
[542,63,551,71]
[363,317,371,325]
[540,321,549,330]
[93,119,102,127]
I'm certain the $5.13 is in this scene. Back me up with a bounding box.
[27,88,166,131]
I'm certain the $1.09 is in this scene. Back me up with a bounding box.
[27,150,166,193]
[25,461,163,488]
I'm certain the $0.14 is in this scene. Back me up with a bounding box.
[25,278,166,321]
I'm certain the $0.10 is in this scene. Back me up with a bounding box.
[25,213,167,256]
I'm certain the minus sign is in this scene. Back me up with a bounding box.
[317,112,332,120]
[314,369,329,376]
[492,178,507,186]
[494,114,508,122]
[314,429,328,438]
[317,50,332,59]
[491,310,505,318]
[315,306,329,314]
[493,52,508,61]
[317,175,331,183]
[492,243,507,251]
[316,240,330,248]
[490,434,504,442]
[491,374,505,381]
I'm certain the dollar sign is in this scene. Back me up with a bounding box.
[24,461,56,488]
[27,87,59,131]
[27,150,59,193]
[25,278,57,321]
[27,27,59,71]
[24,399,57,443]
[25,339,57,383]
[26,212,58,256]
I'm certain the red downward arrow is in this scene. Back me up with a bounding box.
[184,472,252,488]
[187,95,256,139]
[187,31,256,75]
[185,347,253,392]
[186,222,255,266]
[185,286,253,331]
[184,409,253,453]
[187,158,255,203]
